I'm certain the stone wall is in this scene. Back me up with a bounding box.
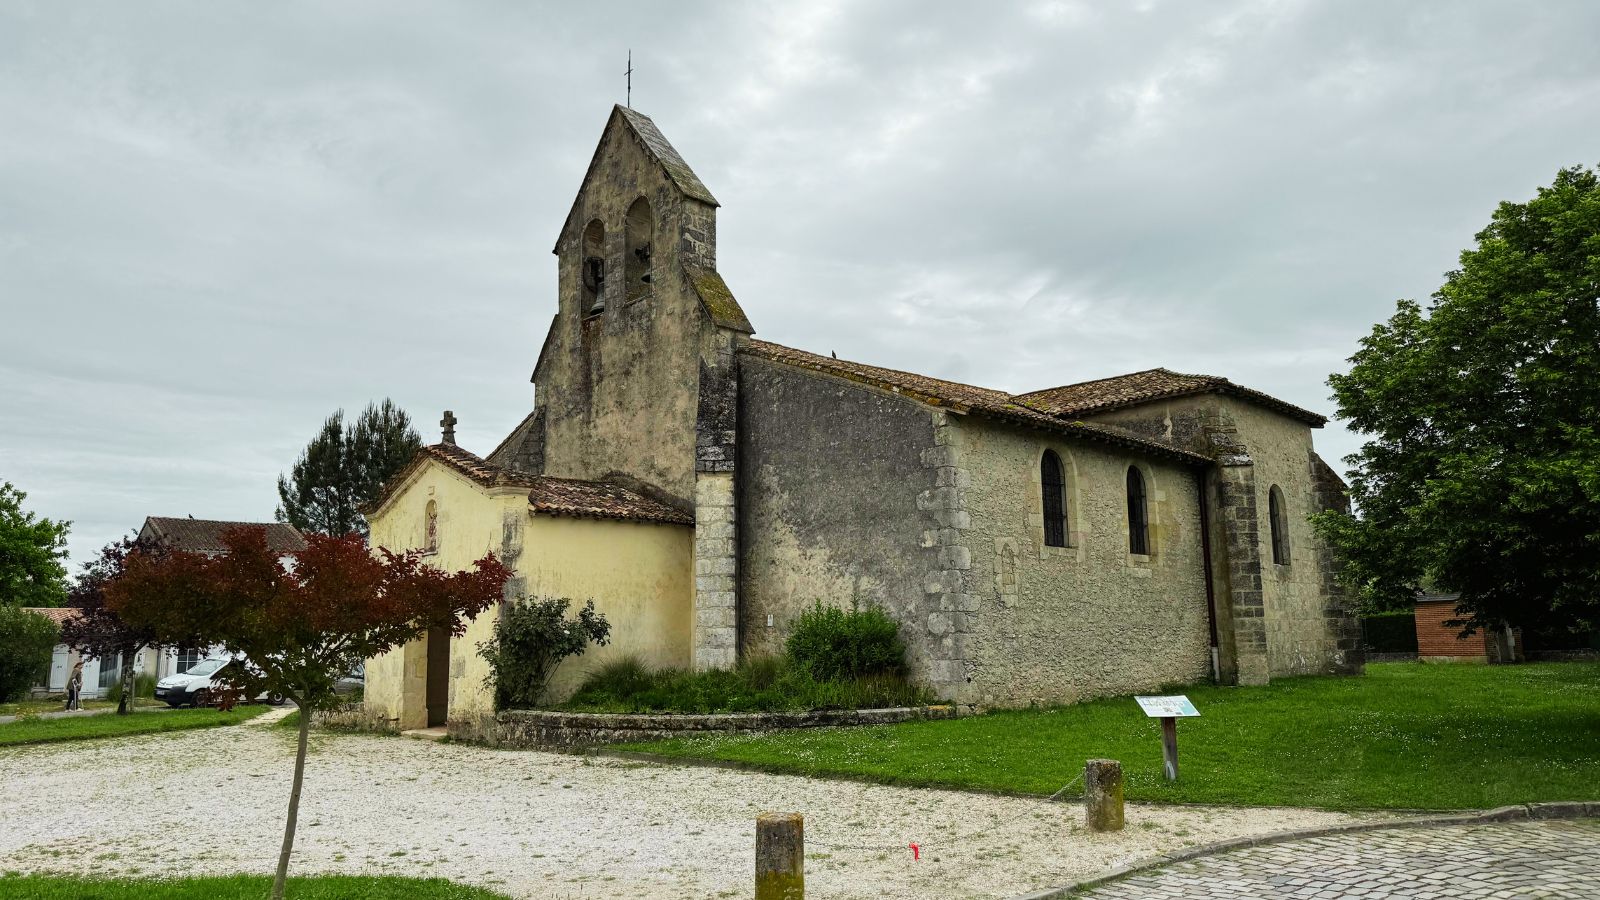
[736,358,944,679]
[951,417,1213,706]
[1084,396,1362,681]
[472,705,956,750]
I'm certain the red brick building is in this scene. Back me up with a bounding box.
[1414,593,1520,662]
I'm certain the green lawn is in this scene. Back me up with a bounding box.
[0,874,509,899]
[615,661,1600,811]
[0,699,161,717]
[0,705,268,747]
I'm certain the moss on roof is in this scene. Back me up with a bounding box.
[686,265,754,333]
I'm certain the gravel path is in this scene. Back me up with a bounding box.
[0,713,1375,899]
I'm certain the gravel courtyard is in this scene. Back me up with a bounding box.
[0,712,1373,899]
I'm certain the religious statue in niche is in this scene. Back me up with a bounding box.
[425,500,439,554]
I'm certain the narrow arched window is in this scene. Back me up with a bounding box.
[1041,450,1067,548]
[624,197,653,303]
[1269,485,1291,564]
[581,219,606,315]
[424,500,439,554]
[1127,466,1149,555]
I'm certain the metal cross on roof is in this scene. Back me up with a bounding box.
[625,49,633,108]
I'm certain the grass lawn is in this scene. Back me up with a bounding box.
[0,705,268,748]
[0,699,161,717]
[0,874,509,899]
[615,661,1600,811]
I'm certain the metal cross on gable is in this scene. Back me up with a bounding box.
[625,49,633,108]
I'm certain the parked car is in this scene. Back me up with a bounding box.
[334,664,364,697]
[154,658,285,708]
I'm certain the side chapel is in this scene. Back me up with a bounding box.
[362,106,1362,732]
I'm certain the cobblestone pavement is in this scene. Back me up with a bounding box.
[1085,819,1600,899]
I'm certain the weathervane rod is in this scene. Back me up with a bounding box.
[625,49,633,108]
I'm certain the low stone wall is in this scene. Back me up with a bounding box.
[312,702,399,733]
[462,705,958,750]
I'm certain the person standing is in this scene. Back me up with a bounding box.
[64,660,84,711]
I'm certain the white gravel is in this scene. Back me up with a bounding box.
[0,712,1375,898]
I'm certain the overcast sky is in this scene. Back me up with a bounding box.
[3,1,1597,567]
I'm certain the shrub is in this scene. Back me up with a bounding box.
[563,654,931,714]
[478,597,611,709]
[1363,610,1419,654]
[105,672,156,706]
[786,602,906,681]
[0,606,58,702]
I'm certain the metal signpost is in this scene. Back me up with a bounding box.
[1135,695,1200,781]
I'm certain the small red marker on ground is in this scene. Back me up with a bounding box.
[909,842,920,860]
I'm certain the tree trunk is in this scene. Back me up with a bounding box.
[272,702,310,900]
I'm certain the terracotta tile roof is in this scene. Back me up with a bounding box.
[141,517,307,554]
[1015,368,1327,427]
[527,476,693,525]
[372,443,692,525]
[742,341,1213,465]
[22,607,81,626]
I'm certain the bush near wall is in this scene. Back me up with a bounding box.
[1363,610,1419,654]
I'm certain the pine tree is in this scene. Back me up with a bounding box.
[276,400,422,537]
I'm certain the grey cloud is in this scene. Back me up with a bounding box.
[2,1,1596,564]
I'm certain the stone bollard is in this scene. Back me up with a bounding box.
[1084,759,1125,832]
[755,812,804,900]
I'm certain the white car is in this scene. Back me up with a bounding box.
[154,658,285,708]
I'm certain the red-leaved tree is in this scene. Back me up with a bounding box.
[60,536,165,715]
[106,527,510,900]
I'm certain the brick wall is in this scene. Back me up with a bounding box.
[1415,600,1489,658]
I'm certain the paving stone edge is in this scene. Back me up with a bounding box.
[1013,800,1600,899]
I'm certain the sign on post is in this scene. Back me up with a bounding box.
[1135,695,1199,782]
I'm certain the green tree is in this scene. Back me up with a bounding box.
[0,482,70,607]
[1317,166,1600,636]
[0,605,59,702]
[275,399,422,537]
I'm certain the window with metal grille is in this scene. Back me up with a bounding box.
[1127,466,1150,555]
[1042,450,1067,548]
[1269,485,1291,564]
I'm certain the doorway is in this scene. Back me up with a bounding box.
[425,626,449,728]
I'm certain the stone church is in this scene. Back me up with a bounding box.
[362,106,1362,732]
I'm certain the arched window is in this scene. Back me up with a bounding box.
[624,197,653,303]
[1041,450,1067,548]
[1268,485,1291,564]
[424,500,439,554]
[1126,466,1150,555]
[581,219,606,315]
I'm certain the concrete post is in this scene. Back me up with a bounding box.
[1084,759,1125,832]
[755,812,804,900]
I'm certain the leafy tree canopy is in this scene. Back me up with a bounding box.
[106,526,510,900]
[0,604,58,702]
[60,536,164,713]
[275,399,422,538]
[0,482,70,607]
[1318,166,1600,634]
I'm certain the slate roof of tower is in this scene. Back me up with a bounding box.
[1016,368,1327,426]
[369,443,692,526]
[141,517,307,554]
[555,105,719,253]
[741,341,1215,465]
